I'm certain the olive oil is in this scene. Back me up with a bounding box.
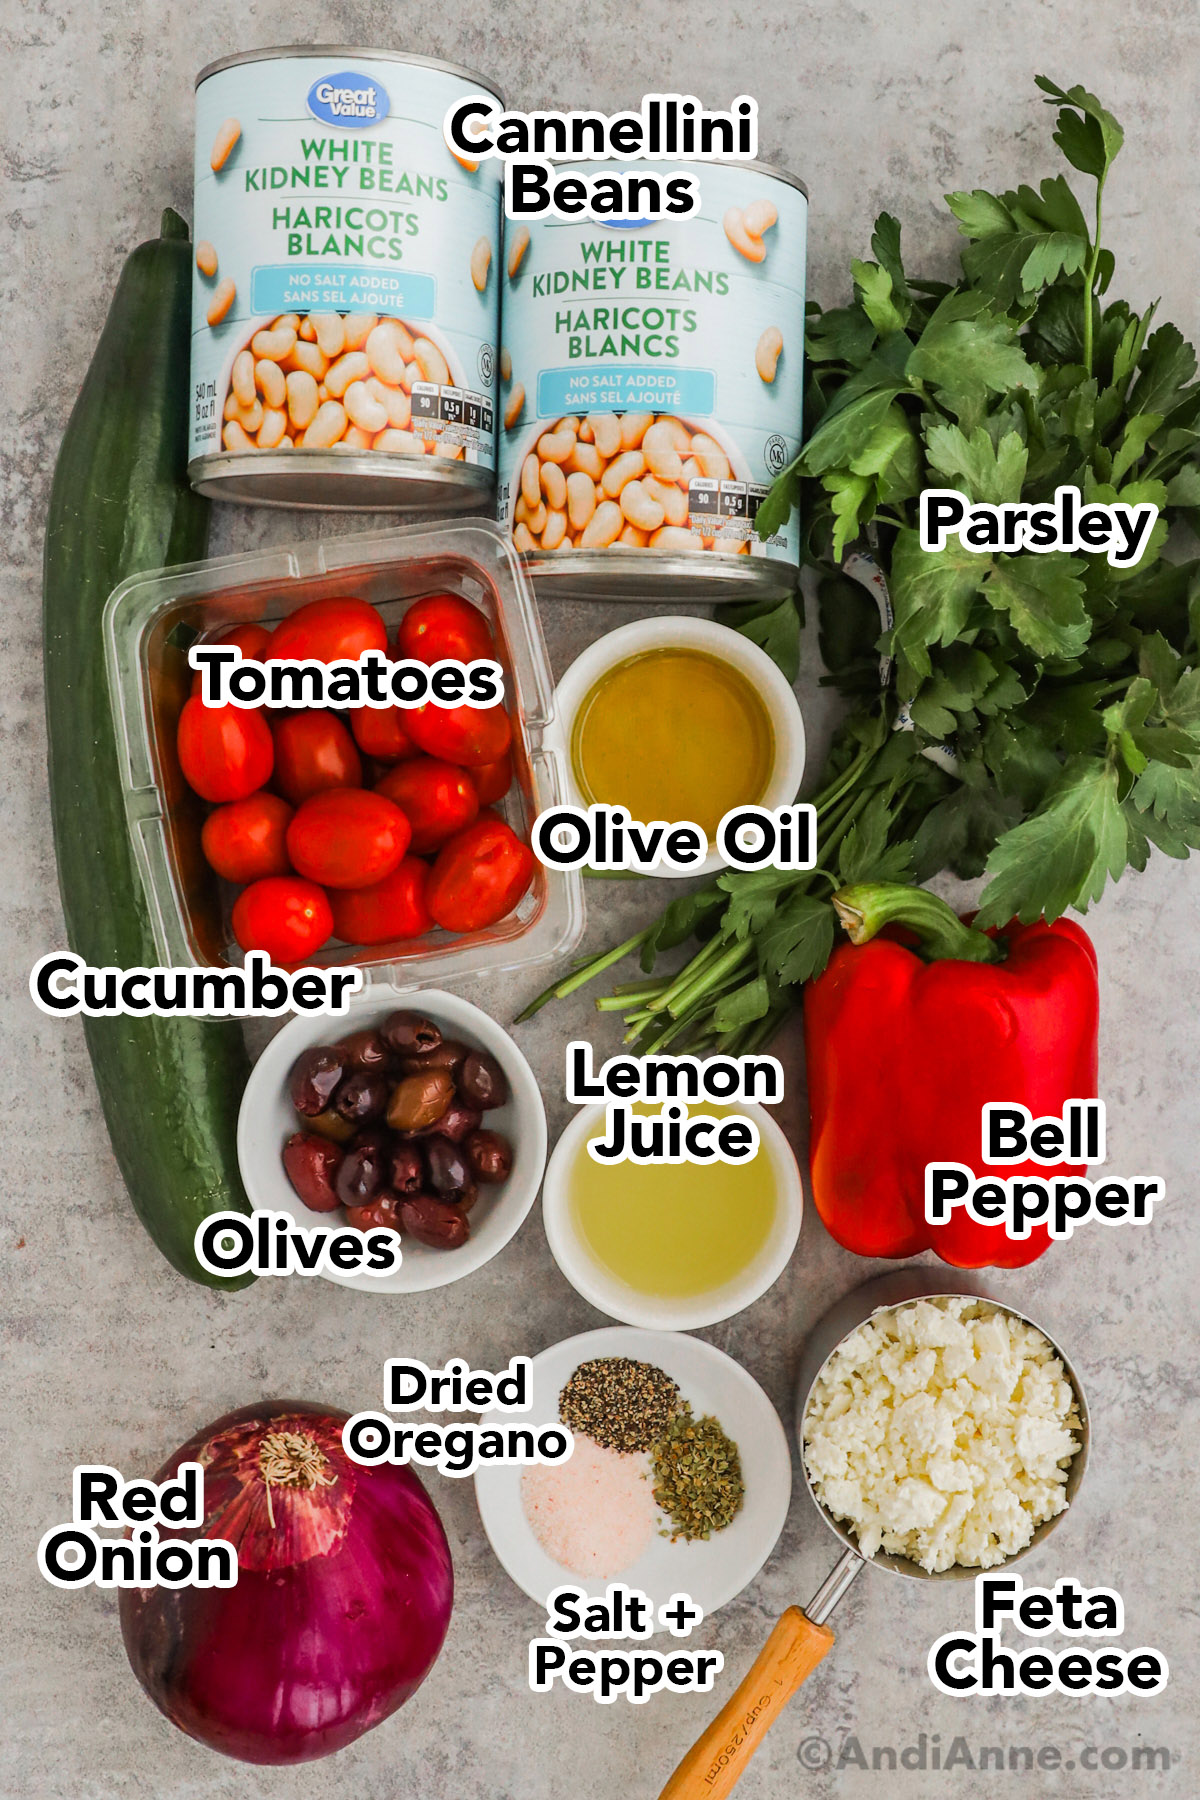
[567,1108,779,1299]
[570,648,775,836]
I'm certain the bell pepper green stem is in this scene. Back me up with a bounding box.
[161,207,190,241]
[833,883,1003,964]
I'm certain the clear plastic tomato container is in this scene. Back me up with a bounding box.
[103,519,584,986]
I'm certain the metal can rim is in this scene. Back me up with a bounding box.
[188,449,494,511]
[712,155,808,198]
[196,44,505,104]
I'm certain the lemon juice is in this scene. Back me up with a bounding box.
[568,1106,779,1299]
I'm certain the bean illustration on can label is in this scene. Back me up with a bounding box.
[497,161,808,597]
[190,49,504,508]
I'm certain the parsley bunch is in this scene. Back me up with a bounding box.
[521,79,1200,1051]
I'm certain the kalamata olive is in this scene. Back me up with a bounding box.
[410,1100,482,1143]
[334,1069,390,1124]
[389,1141,426,1194]
[466,1128,513,1184]
[453,1183,480,1215]
[400,1194,470,1249]
[306,1109,356,1144]
[425,1137,471,1197]
[289,1046,346,1116]
[346,1191,401,1231]
[459,1050,508,1110]
[283,1132,343,1212]
[350,1126,390,1155]
[401,1037,470,1074]
[336,1029,390,1070]
[336,1138,387,1208]
[381,1010,442,1055]
[387,1069,454,1132]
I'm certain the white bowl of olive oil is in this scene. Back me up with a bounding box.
[542,1101,803,1329]
[551,615,807,878]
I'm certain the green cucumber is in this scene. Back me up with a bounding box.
[43,207,254,1289]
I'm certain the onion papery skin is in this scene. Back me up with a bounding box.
[118,1400,453,1764]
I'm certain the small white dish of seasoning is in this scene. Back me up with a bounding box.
[550,615,806,878]
[474,1326,792,1619]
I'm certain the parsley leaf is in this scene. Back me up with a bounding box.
[758,895,837,986]
[984,553,1091,660]
[925,424,1028,502]
[1036,77,1124,180]
[888,529,985,676]
[975,757,1130,924]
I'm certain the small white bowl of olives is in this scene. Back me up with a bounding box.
[237,986,548,1292]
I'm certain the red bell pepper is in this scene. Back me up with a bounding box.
[803,883,1099,1269]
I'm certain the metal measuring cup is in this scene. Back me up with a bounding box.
[656,1268,1091,1799]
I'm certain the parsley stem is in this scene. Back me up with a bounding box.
[514,927,650,1020]
[1083,171,1107,378]
[818,786,878,861]
[813,745,876,817]
[666,940,754,1020]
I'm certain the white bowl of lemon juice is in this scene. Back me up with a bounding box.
[542,1101,803,1329]
[551,615,807,878]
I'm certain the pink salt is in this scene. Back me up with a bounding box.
[522,1434,656,1577]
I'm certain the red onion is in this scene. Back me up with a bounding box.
[119,1400,453,1764]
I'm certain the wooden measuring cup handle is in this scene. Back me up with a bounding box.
[656,1608,835,1800]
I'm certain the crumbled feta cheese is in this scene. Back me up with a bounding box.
[802,1296,1082,1574]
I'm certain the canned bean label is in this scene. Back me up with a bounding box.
[497,161,807,598]
[190,48,503,509]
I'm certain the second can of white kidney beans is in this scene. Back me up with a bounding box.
[497,159,808,599]
[189,46,503,509]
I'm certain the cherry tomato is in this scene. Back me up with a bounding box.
[190,623,273,697]
[267,596,387,665]
[406,700,512,768]
[396,593,495,665]
[177,697,274,803]
[349,704,416,763]
[329,855,433,945]
[287,788,412,889]
[426,817,536,932]
[374,757,479,853]
[471,751,513,805]
[201,793,293,884]
[232,876,333,962]
[273,712,363,804]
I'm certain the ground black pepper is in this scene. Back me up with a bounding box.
[559,1357,681,1453]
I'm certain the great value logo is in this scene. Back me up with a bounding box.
[307,70,390,127]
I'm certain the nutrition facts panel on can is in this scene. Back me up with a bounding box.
[410,383,495,456]
[686,478,771,542]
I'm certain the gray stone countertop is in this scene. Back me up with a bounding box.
[2,2,1198,1796]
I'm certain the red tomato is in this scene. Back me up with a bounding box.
[190,623,273,697]
[374,757,479,853]
[406,700,512,768]
[287,788,411,889]
[232,876,333,962]
[273,712,363,804]
[201,793,293,883]
[349,704,416,763]
[329,856,433,945]
[267,597,387,665]
[396,593,495,665]
[177,697,274,803]
[426,817,536,932]
[471,751,513,805]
